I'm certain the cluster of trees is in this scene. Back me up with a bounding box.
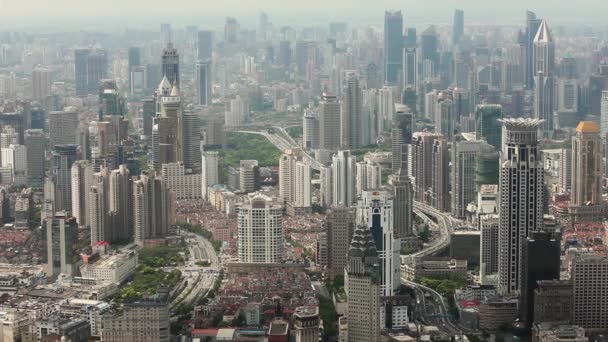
[138,246,185,267]
[418,277,466,298]
[119,266,182,302]
[223,133,281,167]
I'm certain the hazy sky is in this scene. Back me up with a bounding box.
[0,0,607,30]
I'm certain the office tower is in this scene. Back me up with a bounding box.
[146,63,162,93]
[99,79,123,119]
[569,122,604,220]
[43,213,77,278]
[318,93,341,150]
[601,91,608,139]
[320,165,332,207]
[533,20,555,136]
[89,168,109,245]
[451,140,488,218]
[49,109,78,150]
[498,119,544,295]
[346,223,381,342]
[520,231,560,327]
[293,306,319,342]
[70,160,92,227]
[295,40,310,78]
[277,40,292,68]
[378,86,396,132]
[302,110,319,150]
[0,126,18,148]
[357,190,398,296]
[424,90,438,121]
[432,138,450,212]
[452,9,464,46]
[75,48,90,96]
[533,280,573,324]
[436,98,454,141]
[31,67,52,100]
[421,26,439,76]
[479,214,499,283]
[132,170,170,245]
[52,144,80,213]
[411,132,442,202]
[403,47,417,88]
[160,22,172,46]
[525,11,542,88]
[196,60,212,105]
[384,11,403,85]
[152,80,182,169]
[130,66,147,96]
[475,104,503,150]
[101,293,170,342]
[201,151,219,200]
[198,30,213,61]
[571,253,608,332]
[142,99,155,138]
[86,49,108,94]
[225,95,248,127]
[475,145,500,191]
[295,161,312,209]
[239,160,260,193]
[224,17,238,43]
[325,207,356,278]
[128,46,141,70]
[341,73,362,149]
[388,169,414,240]
[559,148,571,193]
[25,129,44,186]
[590,64,608,116]
[355,161,381,197]
[237,194,283,263]
[203,115,225,150]
[109,165,132,242]
[161,43,179,87]
[182,111,201,173]
[331,150,356,207]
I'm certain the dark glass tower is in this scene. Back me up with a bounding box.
[452,9,464,46]
[161,43,180,88]
[384,11,403,85]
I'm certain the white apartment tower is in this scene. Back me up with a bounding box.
[237,194,283,263]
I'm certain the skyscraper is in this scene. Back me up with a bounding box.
[237,194,283,263]
[326,207,356,278]
[196,60,212,106]
[132,170,170,245]
[87,49,108,94]
[356,190,398,297]
[570,121,604,219]
[532,20,555,136]
[475,104,503,150]
[70,160,92,228]
[43,213,77,278]
[161,43,180,87]
[52,145,80,213]
[411,132,442,203]
[498,118,544,295]
[109,165,132,242]
[279,149,299,205]
[224,17,238,43]
[347,224,381,342]
[49,109,78,150]
[318,93,341,150]
[128,47,141,87]
[403,47,417,88]
[197,30,213,61]
[25,129,44,186]
[355,161,381,197]
[384,11,403,85]
[160,23,172,46]
[74,48,90,96]
[432,137,450,212]
[451,139,489,218]
[341,73,362,149]
[525,11,542,89]
[601,91,608,139]
[479,214,499,284]
[31,67,52,100]
[182,110,201,173]
[331,150,356,207]
[420,26,439,77]
[90,168,109,245]
[391,105,414,173]
[571,253,608,332]
[452,9,464,47]
[201,151,219,200]
[388,169,414,240]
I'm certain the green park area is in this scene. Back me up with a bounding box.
[222,132,281,167]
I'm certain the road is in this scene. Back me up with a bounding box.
[170,232,220,311]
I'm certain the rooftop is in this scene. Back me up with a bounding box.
[576,121,600,133]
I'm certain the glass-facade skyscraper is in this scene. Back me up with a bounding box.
[384,11,403,85]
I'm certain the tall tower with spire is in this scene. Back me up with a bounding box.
[152,77,183,169]
[533,20,555,137]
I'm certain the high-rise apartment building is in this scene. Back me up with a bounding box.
[479,214,499,284]
[391,106,414,174]
[132,170,170,245]
[411,132,443,204]
[0,144,27,185]
[325,207,356,278]
[384,11,403,85]
[239,160,260,193]
[101,293,170,342]
[570,121,604,219]
[431,138,450,212]
[331,150,356,207]
[201,151,219,200]
[31,67,52,100]
[237,194,283,263]
[498,119,544,295]
[341,73,362,149]
[70,160,92,227]
[90,168,109,245]
[346,224,381,342]
[571,253,608,332]
[355,160,381,197]
[451,139,491,218]
[318,93,341,150]
[302,109,319,150]
[601,91,608,139]
[357,190,398,296]
[279,149,299,205]
[109,165,132,242]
